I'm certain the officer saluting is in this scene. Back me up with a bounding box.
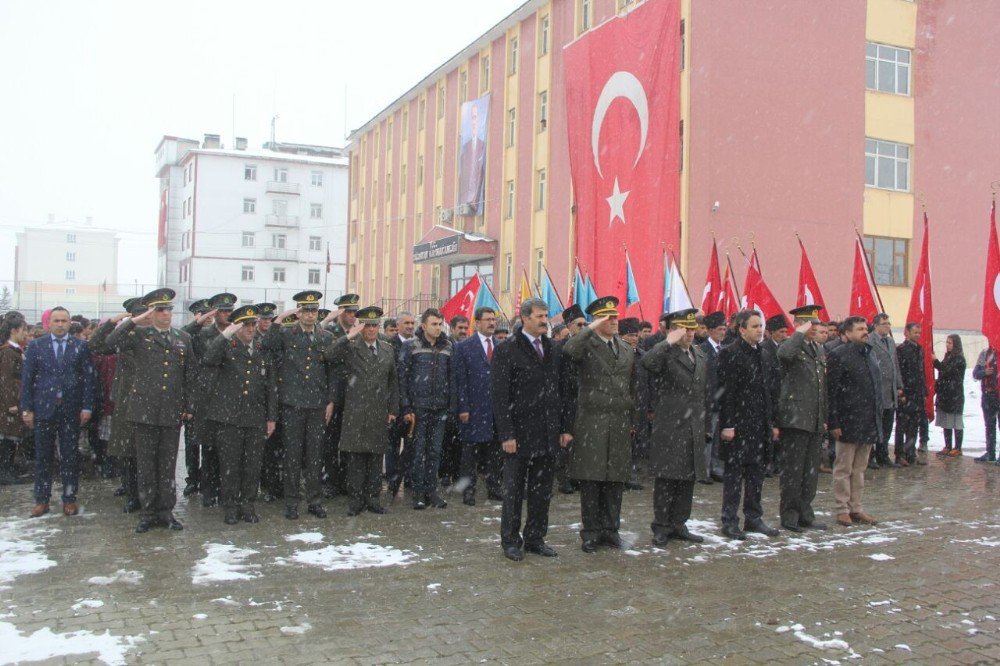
[105,288,195,533]
[201,305,278,525]
[262,290,338,520]
[320,293,360,499]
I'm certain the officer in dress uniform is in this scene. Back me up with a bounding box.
[105,288,195,533]
[202,305,278,525]
[554,303,585,495]
[320,293,360,498]
[255,303,277,336]
[179,298,212,497]
[262,291,338,520]
[253,303,282,500]
[329,306,399,516]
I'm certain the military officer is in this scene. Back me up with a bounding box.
[561,296,636,553]
[320,293,359,498]
[330,306,399,516]
[255,302,277,337]
[641,308,711,546]
[776,305,829,532]
[322,293,360,338]
[202,305,278,525]
[554,303,586,495]
[253,302,282,501]
[262,290,338,520]
[105,288,195,533]
[179,298,213,497]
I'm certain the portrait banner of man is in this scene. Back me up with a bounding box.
[458,94,490,215]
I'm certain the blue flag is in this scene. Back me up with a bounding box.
[573,267,587,307]
[626,254,640,307]
[474,274,501,312]
[584,274,598,320]
[539,269,564,318]
[662,252,671,314]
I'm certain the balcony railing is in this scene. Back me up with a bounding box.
[266,180,300,195]
[265,214,299,228]
[264,248,298,261]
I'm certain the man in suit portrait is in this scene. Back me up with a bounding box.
[21,306,95,518]
[458,101,487,208]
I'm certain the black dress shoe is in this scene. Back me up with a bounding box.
[243,510,260,523]
[697,478,714,485]
[201,495,218,508]
[307,504,327,518]
[602,533,623,549]
[867,460,880,470]
[427,493,448,509]
[346,504,363,517]
[412,500,426,510]
[721,525,747,540]
[135,519,155,533]
[651,532,670,547]
[114,484,127,497]
[781,521,804,533]
[367,504,387,514]
[260,493,276,503]
[165,516,183,530]
[122,499,140,514]
[558,482,576,494]
[285,506,299,520]
[224,511,239,525]
[710,472,725,483]
[976,453,997,463]
[625,481,644,491]
[503,546,524,561]
[463,495,476,506]
[487,491,504,501]
[525,542,557,557]
[672,526,704,543]
[182,482,199,497]
[800,520,827,530]
[745,520,779,537]
[581,539,598,553]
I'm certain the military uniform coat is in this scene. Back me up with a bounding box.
[261,324,337,408]
[200,334,278,427]
[330,336,399,454]
[776,331,828,433]
[90,319,138,457]
[641,341,711,481]
[105,320,196,427]
[561,328,635,483]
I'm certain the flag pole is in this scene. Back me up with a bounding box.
[726,253,742,301]
[854,225,886,314]
[323,242,330,308]
[669,248,694,307]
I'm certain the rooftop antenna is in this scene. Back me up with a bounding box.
[270,115,279,147]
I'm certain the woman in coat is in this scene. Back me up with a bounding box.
[934,334,967,457]
[0,311,29,484]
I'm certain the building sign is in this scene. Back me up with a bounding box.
[413,234,462,263]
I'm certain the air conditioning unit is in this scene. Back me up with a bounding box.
[438,208,454,223]
[458,203,475,216]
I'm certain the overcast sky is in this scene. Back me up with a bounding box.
[0,0,523,286]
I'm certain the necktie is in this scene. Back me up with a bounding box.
[607,339,615,356]
[486,337,493,363]
[688,349,695,364]
[370,344,377,357]
[533,338,544,360]
[55,338,65,362]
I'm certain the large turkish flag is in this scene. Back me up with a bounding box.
[906,213,934,419]
[565,0,681,315]
[983,202,1000,352]
[849,235,880,322]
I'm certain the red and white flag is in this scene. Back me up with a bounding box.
[741,250,786,324]
[906,212,935,418]
[441,273,481,324]
[701,239,723,314]
[849,234,881,322]
[565,0,681,316]
[983,201,1000,352]
[796,237,828,319]
[721,262,739,320]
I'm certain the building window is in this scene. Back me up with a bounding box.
[386,173,392,200]
[866,43,911,96]
[505,180,515,220]
[310,203,323,219]
[579,0,592,34]
[537,169,547,210]
[507,108,516,147]
[435,146,443,179]
[865,138,910,191]
[503,253,513,293]
[244,164,257,181]
[508,36,518,75]
[431,265,441,302]
[538,91,548,132]
[680,20,686,71]
[402,109,409,141]
[274,167,288,183]
[480,54,490,92]
[418,97,426,130]
[535,248,544,285]
[308,269,321,285]
[863,236,908,287]
[309,236,322,251]
[539,15,550,56]
[273,267,286,283]
[679,120,685,171]
[272,234,287,249]
[459,70,468,103]
[65,288,76,295]
[243,198,256,213]
[242,232,254,248]
[417,155,424,186]
[311,170,323,186]
[438,85,446,120]
[66,233,76,243]
[65,270,75,280]
[401,164,407,194]
[449,261,494,298]
[242,265,254,281]
[66,251,76,262]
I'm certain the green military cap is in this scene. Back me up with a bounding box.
[123,297,147,316]
[256,302,277,319]
[209,292,238,311]
[188,298,212,315]
[586,296,619,318]
[318,308,331,321]
[666,308,699,329]
[141,287,176,309]
[789,305,823,322]
[293,290,323,310]
[280,312,299,327]
[356,305,384,325]
[334,293,361,311]
[230,305,260,325]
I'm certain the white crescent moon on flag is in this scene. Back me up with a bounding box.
[462,290,476,314]
[592,71,649,179]
[993,275,1000,309]
[804,285,814,304]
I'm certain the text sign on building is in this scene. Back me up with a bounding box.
[413,234,462,263]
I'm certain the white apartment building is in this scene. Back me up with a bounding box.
[155,134,348,316]
[13,221,120,319]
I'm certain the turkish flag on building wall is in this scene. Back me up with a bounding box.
[796,238,828,319]
[983,201,1000,352]
[849,235,881,321]
[441,273,480,323]
[906,213,935,419]
[701,239,723,314]
[565,0,681,315]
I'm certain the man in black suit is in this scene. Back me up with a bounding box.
[717,309,780,540]
[700,311,727,483]
[491,298,570,561]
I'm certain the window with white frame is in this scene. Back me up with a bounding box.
[65,270,75,280]
[308,269,321,285]
[438,86,446,120]
[504,253,512,292]
[508,36,518,75]
[865,138,910,191]
[505,180,515,220]
[274,167,288,183]
[243,198,256,213]
[866,43,911,95]
[538,91,548,132]
[241,265,254,281]
[480,54,490,92]
[242,231,255,247]
[65,287,76,295]
[579,0,592,34]
[273,267,286,283]
[244,164,257,181]
[66,251,76,262]
[309,236,322,251]
[311,170,323,186]
[273,199,288,216]
[311,203,323,219]
[507,108,516,147]
[66,233,76,243]
[539,15,550,56]
[272,234,286,249]
[536,169,547,210]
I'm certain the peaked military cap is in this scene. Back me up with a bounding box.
[123,297,147,316]
[789,305,823,322]
[703,311,727,329]
[293,290,323,310]
[188,299,212,315]
[766,314,790,332]
[318,309,331,321]
[667,308,700,329]
[230,305,260,325]
[561,304,586,323]
[208,292,238,311]
[357,306,384,324]
[141,288,176,309]
[256,302,277,319]
[586,296,619,318]
[280,312,299,326]
[334,293,361,311]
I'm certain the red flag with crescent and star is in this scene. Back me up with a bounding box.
[564,0,681,314]
[906,212,935,419]
[984,201,1000,353]
[701,239,723,314]
[441,273,481,324]
[796,237,828,319]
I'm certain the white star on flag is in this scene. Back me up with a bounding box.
[606,177,629,227]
